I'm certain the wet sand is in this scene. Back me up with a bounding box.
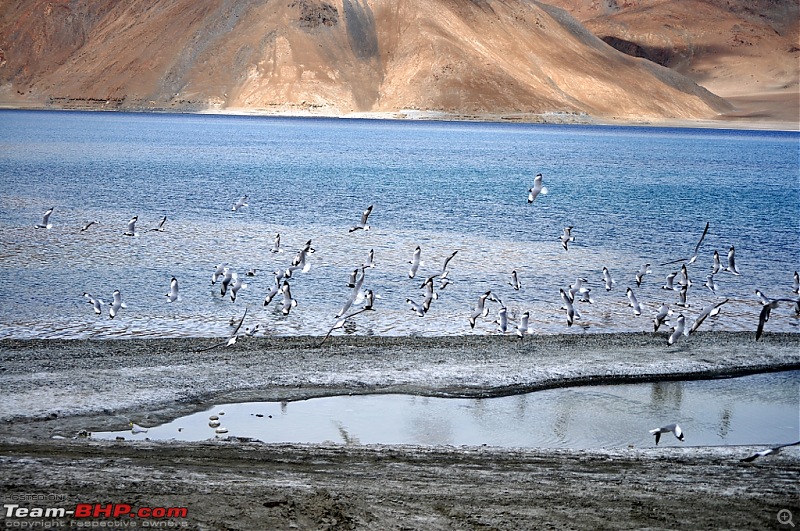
[1,332,799,529]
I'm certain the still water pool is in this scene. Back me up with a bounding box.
[92,371,799,449]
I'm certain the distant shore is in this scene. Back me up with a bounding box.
[1,99,798,132]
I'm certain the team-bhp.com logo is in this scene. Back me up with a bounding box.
[4,503,188,527]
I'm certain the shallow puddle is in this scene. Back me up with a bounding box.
[92,371,799,448]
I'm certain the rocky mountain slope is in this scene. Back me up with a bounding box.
[0,0,795,124]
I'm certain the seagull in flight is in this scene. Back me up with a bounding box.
[349,205,373,232]
[667,314,686,345]
[408,246,422,279]
[703,274,719,294]
[509,270,522,291]
[723,246,740,275]
[793,271,799,295]
[649,423,684,445]
[635,263,651,287]
[659,222,709,266]
[165,277,179,303]
[711,250,722,274]
[756,296,800,340]
[232,195,249,212]
[35,207,54,229]
[560,288,580,327]
[406,298,426,317]
[626,287,643,316]
[148,216,167,232]
[602,267,615,291]
[527,173,548,203]
[439,250,458,278]
[108,290,127,319]
[79,220,97,233]
[469,291,492,329]
[123,216,138,236]
[83,292,104,315]
[686,299,728,335]
[270,233,281,253]
[740,441,800,462]
[559,226,574,251]
[653,303,672,332]
[211,263,228,285]
[196,308,248,352]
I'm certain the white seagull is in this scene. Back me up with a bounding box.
[649,423,684,445]
[280,281,298,315]
[687,299,728,335]
[349,205,373,232]
[109,290,127,319]
[602,267,615,291]
[635,263,651,287]
[723,245,740,275]
[35,207,54,229]
[516,311,532,338]
[560,288,580,327]
[148,216,167,232]
[196,308,248,352]
[509,270,522,291]
[495,307,508,334]
[83,292,104,315]
[270,233,281,253]
[711,250,722,274]
[232,195,249,212]
[527,173,548,203]
[408,246,422,279]
[211,263,228,285]
[667,314,686,345]
[406,298,426,317]
[653,303,672,332]
[166,277,179,303]
[123,216,138,236]
[793,271,799,295]
[662,272,678,291]
[626,287,643,316]
[439,250,458,278]
[469,291,492,329]
[703,274,719,294]
[559,226,575,251]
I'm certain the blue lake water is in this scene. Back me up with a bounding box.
[0,110,798,339]
[92,371,800,449]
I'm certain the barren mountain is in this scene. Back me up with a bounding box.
[0,0,795,125]
[547,0,799,124]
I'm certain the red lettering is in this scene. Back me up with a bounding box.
[138,507,151,518]
[74,504,92,518]
[151,507,167,518]
[94,504,114,518]
[113,504,131,518]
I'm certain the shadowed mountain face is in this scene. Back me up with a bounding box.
[0,0,762,121]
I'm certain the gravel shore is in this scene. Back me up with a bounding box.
[1,332,798,529]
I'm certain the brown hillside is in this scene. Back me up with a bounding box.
[0,0,751,122]
[546,0,800,125]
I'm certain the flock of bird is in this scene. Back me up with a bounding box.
[32,178,799,454]
[35,171,800,349]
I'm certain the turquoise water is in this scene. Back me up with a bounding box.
[92,371,800,449]
[0,110,798,338]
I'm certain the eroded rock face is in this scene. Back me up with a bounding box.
[3,0,792,121]
[292,0,339,29]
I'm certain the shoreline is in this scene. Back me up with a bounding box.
[1,332,798,436]
[1,103,798,132]
[1,332,798,529]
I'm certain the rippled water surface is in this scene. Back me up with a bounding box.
[0,111,798,339]
[92,371,800,448]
